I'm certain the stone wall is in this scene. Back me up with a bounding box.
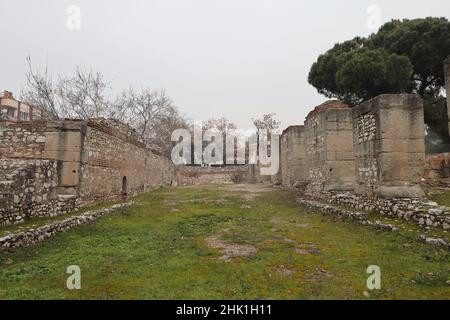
[0,159,78,226]
[0,118,176,225]
[177,165,253,185]
[280,125,306,187]
[0,121,48,159]
[306,191,450,231]
[79,119,176,201]
[304,101,355,191]
[0,202,132,250]
[352,94,425,198]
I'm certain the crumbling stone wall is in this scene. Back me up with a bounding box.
[0,118,176,225]
[80,119,176,200]
[307,191,450,231]
[280,125,306,187]
[352,94,425,198]
[0,121,47,159]
[304,101,355,191]
[0,159,77,226]
[177,165,253,185]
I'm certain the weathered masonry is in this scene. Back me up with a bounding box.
[352,94,425,198]
[280,94,426,200]
[177,165,254,185]
[304,101,355,192]
[280,125,306,187]
[0,119,176,225]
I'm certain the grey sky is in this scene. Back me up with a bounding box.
[1,0,449,129]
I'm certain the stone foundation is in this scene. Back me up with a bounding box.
[307,191,450,230]
[0,202,132,250]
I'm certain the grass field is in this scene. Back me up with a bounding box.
[0,185,449,299]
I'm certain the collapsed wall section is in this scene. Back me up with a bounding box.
[304,101,355,191]
[352,94,425,198]
[280,125,306,187]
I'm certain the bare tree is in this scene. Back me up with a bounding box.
[202,117,238,165]
[252,113,281,158]
[21,58,187,158]
[21,57,110,119]
[58,67,109,118]
[202,117,237,134]
[252,113,281,134]
[21,56,60,119]
[111,87,188,157]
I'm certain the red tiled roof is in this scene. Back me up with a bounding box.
[305,100,350,120]
[282,125,304,135]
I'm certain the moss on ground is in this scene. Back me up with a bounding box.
[0,185,449,299]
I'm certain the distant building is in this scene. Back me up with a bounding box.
[0,91,44,130]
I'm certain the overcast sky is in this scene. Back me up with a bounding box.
[1,0,449,129]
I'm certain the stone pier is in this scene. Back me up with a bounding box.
[352,94,425,198]
[304,101,355,191]
[280,125,306,187]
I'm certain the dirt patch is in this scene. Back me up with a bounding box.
[221,184,273,193]
[270,218,309,228]
[275,265,295,278]
[242,194,258,202]
[294,241,321,255]
[270,217,286,224]
[164,198,227,206]
[295,248,320,255]
[205,234,258,262]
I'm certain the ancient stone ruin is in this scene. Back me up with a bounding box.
[0,118,176,226]
[352,94,425,199]
[1,57,450,239]
[280,125,306,187]
[303,101,355,192]
[279,95,426,199]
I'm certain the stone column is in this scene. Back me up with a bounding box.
[445,56,450,135]
[352,94,425,199]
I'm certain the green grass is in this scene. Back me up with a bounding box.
[429,190,450,207]
[0,185,449,299]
